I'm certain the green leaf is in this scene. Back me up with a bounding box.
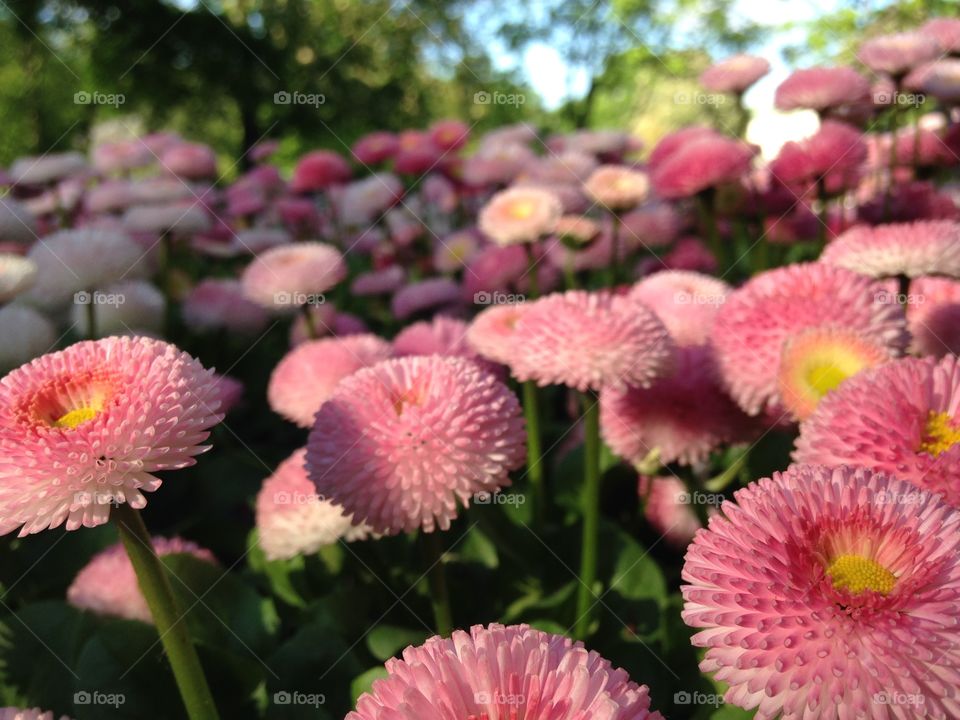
[365,625,428,661]
[455,526,499,569]
[350,666,389,705]
[610,535,667,603]
[246,530,307,608]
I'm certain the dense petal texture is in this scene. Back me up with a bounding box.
[821,221,960,279]
[509,290,676,392]
[306,356,526,534]
[349,623,664,720]
[794,355,960,506]
[241,242,346,310]
[682,464,960,720]
[711,263,907,415]
[0,336,223,535]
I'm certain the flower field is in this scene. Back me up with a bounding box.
[1,9,960,720]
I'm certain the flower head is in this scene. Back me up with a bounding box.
[682,464,960,720]
[508,290,675,393]
[775,67,871,112]
[794,355,960,506]
[821,221,960,279]
[478,187,562,246]
[711,263,907,415]
[182,278,271,336]
[0,305,55,373]
[651,136,754,199]
[0,253,36,302]
[466,303,528,366]
[348,623,664,720]
[306,356,525,534]
[391,278,461,320]
[291,150,351,192]
[583,165,649,210]
[68,537,215,622]
[241,242,346,311]
[699,54,771,93]
[629,271,731,346]
[907,276,960,357]
[858,32,941,76]
[256,449,371,561]
[0,336,223,535]
[268,334,392,427]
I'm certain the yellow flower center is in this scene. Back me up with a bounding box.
[508,201,535,220]
[919,411,960,457]
[53,406,99,429]
[804,362,852,397]
[827,554,896,595]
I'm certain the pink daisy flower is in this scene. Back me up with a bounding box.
[433,230,479,274]
[429,119,470,151]
[777,326,891,421]
[336,173,403,227]
[160,142,217,179]
[290,150,351,192]
[858,32,941,77]
[0,336,223,536]
[182,278,271,336]
[638,475,706,549]
[647,126,718,171]
[699,54,771,94]
[774,67,871,112]
[268,334,392,428]
[351,132,400,165]
[0,253,36,302]
[478,187,563,246]
[509,290,675,392]
[682,464,960,720]
[256,449,371,561]
[241,242,346,311]
[466,303,528,366]
[794,355,960,506]
[908,276,960,357]
[769,120,866,189]
[0,305,55,373]
[923,18,960,54]
[650,135,755,199]
[306,356,525,535]
[0,197,38,245]
[391,278,461,320]
[68,536,215,623]
[711,263,908,415]
[0,709,70,720]
[629,271,731,346]
[348,623,664,720]
[351,266,406,297]
[393,316,495,372]
[821,220,960,279]
[583,165,650,210]
[601,346,755,466]
[619,203,682,249]
[915,59,960,103]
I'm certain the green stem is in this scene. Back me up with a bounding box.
[301,304,319,339]
[816,178,828,250]
[113,504,219,720]
[696,191,722,270]
[522,379,545,527]
[85,294,97,339]
[525,243,539,299]
[422,531,453,636]
[574,391,601,639]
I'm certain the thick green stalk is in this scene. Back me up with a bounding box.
[85,294,97,339]
[523,379,545,526]
[114,504,220,720]
[525,243,539,299]
[300,304,319,339]
[422,531,453,636]
[574,391,601,639]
